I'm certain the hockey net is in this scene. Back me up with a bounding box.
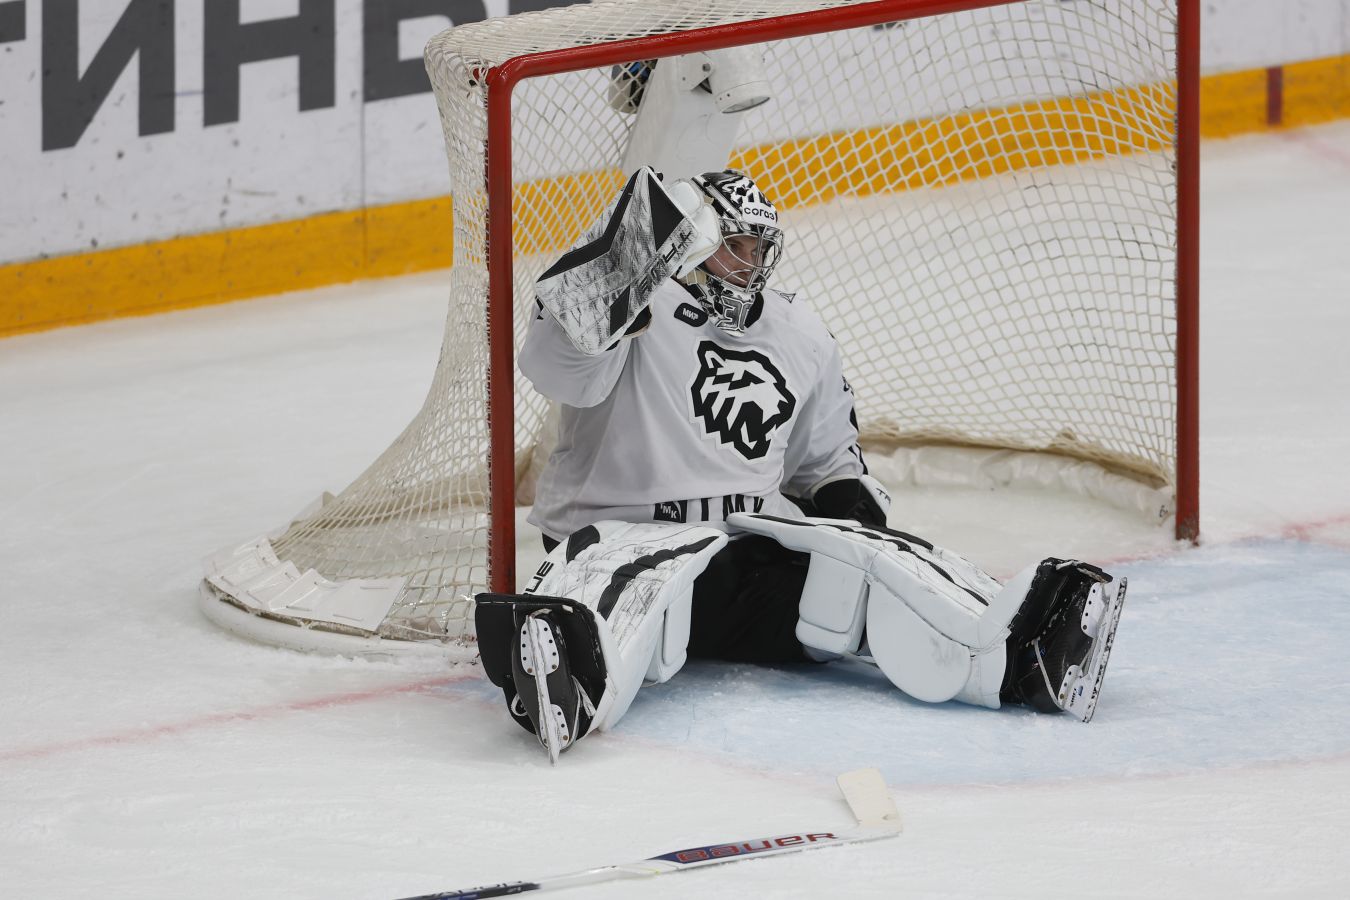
[199,0,1195,656]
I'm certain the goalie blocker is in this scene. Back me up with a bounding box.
[478,516,1126,761]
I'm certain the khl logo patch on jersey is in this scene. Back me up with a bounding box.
[690,340,797,460]
[674,302,708,327]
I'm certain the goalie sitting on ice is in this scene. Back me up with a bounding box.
[475,167,1128,762]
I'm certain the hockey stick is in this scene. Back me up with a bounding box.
[396,768,901,900]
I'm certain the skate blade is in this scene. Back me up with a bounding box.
[523,616,567,764]
[538,704,570,766]
[1063,577,1127,723]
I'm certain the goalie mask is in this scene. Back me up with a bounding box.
[683,170,785,335]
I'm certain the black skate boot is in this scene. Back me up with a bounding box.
[475,594,607,763]
[1000,560,1127,723]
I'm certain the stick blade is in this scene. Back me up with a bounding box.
[836,768,902,832]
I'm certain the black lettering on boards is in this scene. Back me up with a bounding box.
[204,0,335,127]
[42,0,175,150]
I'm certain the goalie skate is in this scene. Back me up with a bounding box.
[1056,578,1127,722]
[477,594,608,765]
[514,609,597,764]
[1003,562,1128,723]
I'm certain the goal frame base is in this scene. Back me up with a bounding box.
[195,581,477,661]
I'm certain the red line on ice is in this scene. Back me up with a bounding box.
[0,673,475,763]
[1278,511,1350,548]
[1026,510,1350,576]
[1280,128,1350,169]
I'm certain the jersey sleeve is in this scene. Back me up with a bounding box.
[780,337,866,498]
[519,303,633,408]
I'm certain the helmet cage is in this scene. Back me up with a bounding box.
[708,219,783,294]
[693,170,785,295]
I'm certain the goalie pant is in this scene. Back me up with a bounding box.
[476,516,1125,760]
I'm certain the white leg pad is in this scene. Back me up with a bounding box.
[978,563,1042,647]
[651,585,693,683]
[728,513,1012,708]
[954,644,1011,709]
[524,520,729,731]
[865,582,972,703]
[796,552,869,657]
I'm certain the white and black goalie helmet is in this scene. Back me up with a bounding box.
[686,170,785,333]
[692,169,784,293]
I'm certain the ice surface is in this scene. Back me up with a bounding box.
[4,123,1350,898]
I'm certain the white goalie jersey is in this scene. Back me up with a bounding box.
[521,279,867,541]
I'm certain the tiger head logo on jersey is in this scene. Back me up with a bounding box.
[690,341,797,460]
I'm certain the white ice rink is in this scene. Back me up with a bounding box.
[4,122,1350,899]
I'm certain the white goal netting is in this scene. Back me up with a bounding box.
[202,0,1182,654]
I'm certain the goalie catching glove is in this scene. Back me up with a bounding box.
[533,166,721,356]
